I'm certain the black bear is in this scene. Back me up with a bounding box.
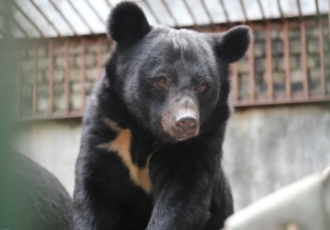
[0,151,72,230]
[73,2,251,230]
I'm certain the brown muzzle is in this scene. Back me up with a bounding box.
[161,96,200,141]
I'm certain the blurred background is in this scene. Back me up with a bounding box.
[1,0,329,211]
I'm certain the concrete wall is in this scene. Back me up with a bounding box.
[222,103,330,210]
[15,119,82,196]
[14,104,330,210]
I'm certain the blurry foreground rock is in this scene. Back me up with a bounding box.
[223,167,330,230]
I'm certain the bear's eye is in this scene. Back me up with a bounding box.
[155,74,171,88]
[198,81,208,93]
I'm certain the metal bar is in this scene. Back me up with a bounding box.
[49,40,54,115]
[104,0,112,8]
[319,19,325,96]
[300,21,309,97]
[160,0,178,27]
[232,63,239,101]
[84,0,106,25]
[283,20,292,98]
[219,0,230,23]
[315,0,325,96]
[315,0,320,16]
[296,0,303,20]
[67,0,95,34]
[276,0,284,19]
[214,24,223,32]
[81,39,86,109]
[256,0,266,20]
[266,22,273,101]
[234,96,330,107]
[0,7,29,38]
[248,29,255,101]
[10,0,45,38]
[33,42,37,115]
[143,0,160,24]
[182,0,198,28]
[239,0,248,22]
[20,94,330,121]
[277,0,291,99]
[200,0,214,24]
[19,111,84,121]
[49,0,78,36]
[29,0,61,37]
[64,40,70,114]
[97,39,103,81]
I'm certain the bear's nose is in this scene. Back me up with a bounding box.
[175,116,198,133]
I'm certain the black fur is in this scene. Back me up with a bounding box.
[107,2,150,43]
[1,152,73,230]
[213,25,252,63]
[74,2,251,230]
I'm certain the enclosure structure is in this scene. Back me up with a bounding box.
[0,0,327,119]
[3,0,330,210]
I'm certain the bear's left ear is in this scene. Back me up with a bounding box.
[213,25,252,63]
[107,2,151,43]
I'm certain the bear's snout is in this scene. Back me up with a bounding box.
[175,114,198,134]
[161,96,200,141]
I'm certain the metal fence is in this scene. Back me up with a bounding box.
[16,37,113,120]
[232,16,330,107]
[13,15,330,120]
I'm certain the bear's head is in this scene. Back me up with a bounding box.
[106,2,251,142]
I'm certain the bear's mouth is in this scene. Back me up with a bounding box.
[163,121,200,141]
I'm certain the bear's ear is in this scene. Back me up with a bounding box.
[213,25,252,63]
[107,2,151,43]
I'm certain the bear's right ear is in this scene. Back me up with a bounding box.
[107,2,151,43]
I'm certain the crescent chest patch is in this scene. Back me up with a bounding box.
[98,118,153,194]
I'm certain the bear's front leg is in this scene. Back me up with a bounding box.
[147,145,220,230]
[147,182,212,230]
